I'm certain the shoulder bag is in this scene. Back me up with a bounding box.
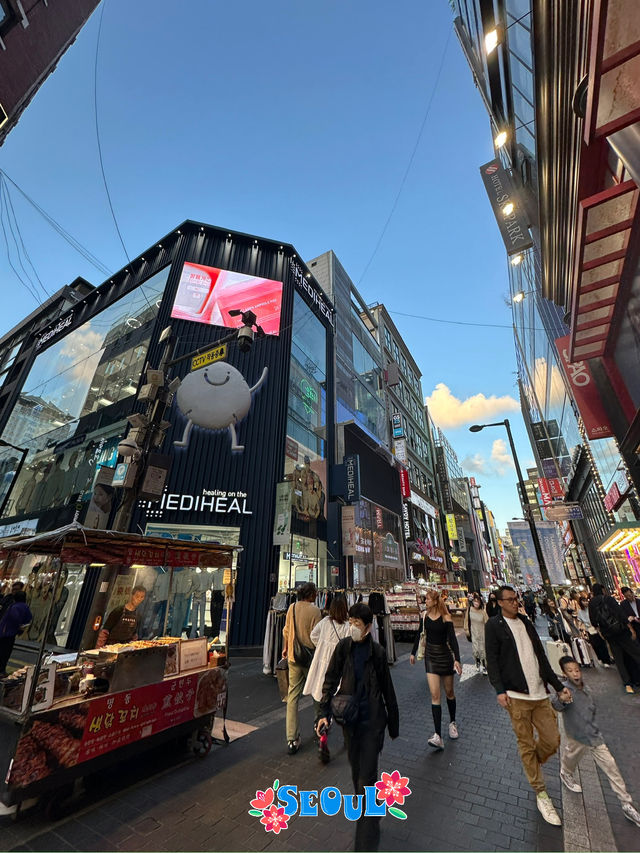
[416,615,427,661]
[292,603,314,667]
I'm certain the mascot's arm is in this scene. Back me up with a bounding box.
[249,367,269,394]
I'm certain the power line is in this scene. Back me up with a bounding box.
[0,179,42,305]
[0,169,112,276]
[389,308,546,331]
[358,25,453,287]
[2,176,50,301]
[93,0,130,264]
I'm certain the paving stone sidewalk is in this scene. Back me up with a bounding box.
[2,631,639,852]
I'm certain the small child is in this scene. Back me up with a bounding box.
[553,656,640,827]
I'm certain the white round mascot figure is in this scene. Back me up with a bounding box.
[174,361,268,452]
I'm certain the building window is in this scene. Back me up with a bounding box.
[383,326,392,352]
[0,340,23,380]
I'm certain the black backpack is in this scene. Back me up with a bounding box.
[594,598,627,638]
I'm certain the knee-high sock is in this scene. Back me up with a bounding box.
[431,704,442,736]
[446,697,456,722]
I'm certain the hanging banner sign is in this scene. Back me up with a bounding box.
[555,335,613,440]
[344,454,361,504]
[479,160,533,256]
[341,505,356,556]
[399,468,411,498]
[446,513,457,542]
[273,481,292,546]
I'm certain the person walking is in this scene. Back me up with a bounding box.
[485,585,572,825]
[553,656,640,827]
[317,603,399,852]
[410,588,462,750]
[282,582,321,755]
[575,595,613,666]
[303,594,351,761]
[523,589,537,622]
[463,592,488,673]
[486,590,500,618]
[0,590,32,677]
[620,587,640,637]
[589,583,640,693]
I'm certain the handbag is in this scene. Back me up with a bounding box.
[330,677,365,726]
[275,656,289,702]
[416,617,426,662]
[292,603,314,667]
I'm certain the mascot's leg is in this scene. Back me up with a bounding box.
[174,420,193,448]
[229,423,244,452]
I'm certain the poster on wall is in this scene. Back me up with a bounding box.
[341,505,356,556]
[170,262,283,336]
[273,481,292,546]
[291,456,326,522]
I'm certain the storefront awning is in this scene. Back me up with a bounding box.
[597,522,640,552]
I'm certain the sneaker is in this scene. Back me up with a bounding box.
[536,792,561,826]
[448,722,459,739]
[625,685,635,694]
[603,663,614,668]
[481,665,488,675]
[287,737,300,755]
[475,661,481,672]
[622,803,640,827]
[560,770,582,793]
[427,733,444,750]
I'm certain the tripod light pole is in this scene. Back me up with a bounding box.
[469,419,555,601]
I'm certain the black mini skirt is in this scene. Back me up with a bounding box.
[425,642,454,675]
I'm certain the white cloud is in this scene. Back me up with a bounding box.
[425,382,520,430]
[490,438,515,475]
[461,453,487,475]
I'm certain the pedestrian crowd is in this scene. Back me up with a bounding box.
[277,579,640,850]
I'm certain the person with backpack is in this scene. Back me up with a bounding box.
[0,590,32,677]
[317,603,399,852]
[589,583,640,693]
[281,582,321,755]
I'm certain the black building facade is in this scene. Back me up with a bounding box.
[0,221,335,647]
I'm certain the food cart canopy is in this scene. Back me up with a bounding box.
[0,522,241,568]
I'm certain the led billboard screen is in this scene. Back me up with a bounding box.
[171,262,283,336]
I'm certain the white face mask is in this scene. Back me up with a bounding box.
[350,625,364,642]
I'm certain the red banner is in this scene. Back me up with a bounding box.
[555,335,613,440]
[539,478,552,506]
[399,468,410,499]
[549,478,564,498]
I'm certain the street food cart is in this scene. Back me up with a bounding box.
[0,523,240,819]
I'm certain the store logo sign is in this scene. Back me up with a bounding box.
[35,312,73,350]
[344,454,360,503]
[248,772,412,834]
[290,259,334,327]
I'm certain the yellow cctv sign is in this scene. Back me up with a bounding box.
[191,344,227,371]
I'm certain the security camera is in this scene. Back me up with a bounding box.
[237,325,255,353]
[118,437,141,461]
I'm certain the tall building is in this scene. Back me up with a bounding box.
[307,251,406,587]
[452,0,640,591]
[0,0,100,145]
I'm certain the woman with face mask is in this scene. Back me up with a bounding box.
[463,592,489,674]
[486,590,500,619]
[410,588,462,750]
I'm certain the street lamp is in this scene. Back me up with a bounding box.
[469,419,555,601]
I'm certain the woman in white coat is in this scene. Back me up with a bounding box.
[303,595,350,733]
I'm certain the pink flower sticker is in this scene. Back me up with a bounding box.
[375,770,412,807]
[260,805,290,834]
[250,788,274,810]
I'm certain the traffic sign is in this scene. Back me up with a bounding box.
[191,343,227,371]
[545,503,583,521]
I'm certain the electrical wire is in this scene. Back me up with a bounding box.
[93,0,130,264]
[1,175,50,301]
[0,169,112,276]
[389,308,547,332]
[0,179,42,305]
[358,26,453,287]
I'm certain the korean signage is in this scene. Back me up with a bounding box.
[392,412,404,438]
[341,505,356,556]
[191,343,227,372]
[544,503,584,522]
[556,335,613,440]
[394,438,407,464]
[539,477,564,506]
[479,159,533,256]
[445,513,458,542]
[435,446,453,513]
[399,468,411,498]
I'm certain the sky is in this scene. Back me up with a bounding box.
[0,0,536,532]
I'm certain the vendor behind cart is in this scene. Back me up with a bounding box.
[0,590,32,677]
[96,586,146,648]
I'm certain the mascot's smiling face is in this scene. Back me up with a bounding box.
[176,362,252,430]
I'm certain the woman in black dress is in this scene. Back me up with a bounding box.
[485,590,500,619]
[410,588,462,750]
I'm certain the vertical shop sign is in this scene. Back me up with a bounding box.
[446,514,458,542]
[273,482,292,546]
[392,412,404,438]
[399,468,410,498]
[479,159,533,255]
[555,335,613,439]
[341,505,356,556]
[343,454,361,503]
[401,502,414,542]
[539,478,552,506]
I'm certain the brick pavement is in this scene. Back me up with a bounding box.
[2,631,640,852]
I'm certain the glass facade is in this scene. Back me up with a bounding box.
[0,267,169,527]
[350,498,403,586]
[279,291,330,589]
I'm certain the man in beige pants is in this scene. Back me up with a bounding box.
[282,582,321,755]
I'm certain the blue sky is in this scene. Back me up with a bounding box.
[0,0,534,531]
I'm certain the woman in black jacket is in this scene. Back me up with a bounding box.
[410,588,462,750]
[318,603,398,852]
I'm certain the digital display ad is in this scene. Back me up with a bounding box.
[171,262,283,336]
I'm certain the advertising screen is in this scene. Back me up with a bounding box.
[170,262,283,336]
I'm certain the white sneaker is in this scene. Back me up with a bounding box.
[560,770,582,793]
[481,665,488,675]
[622,803,640,827]
[448,722,459,739]
[537,792,561,825]
[427,733,444,750]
